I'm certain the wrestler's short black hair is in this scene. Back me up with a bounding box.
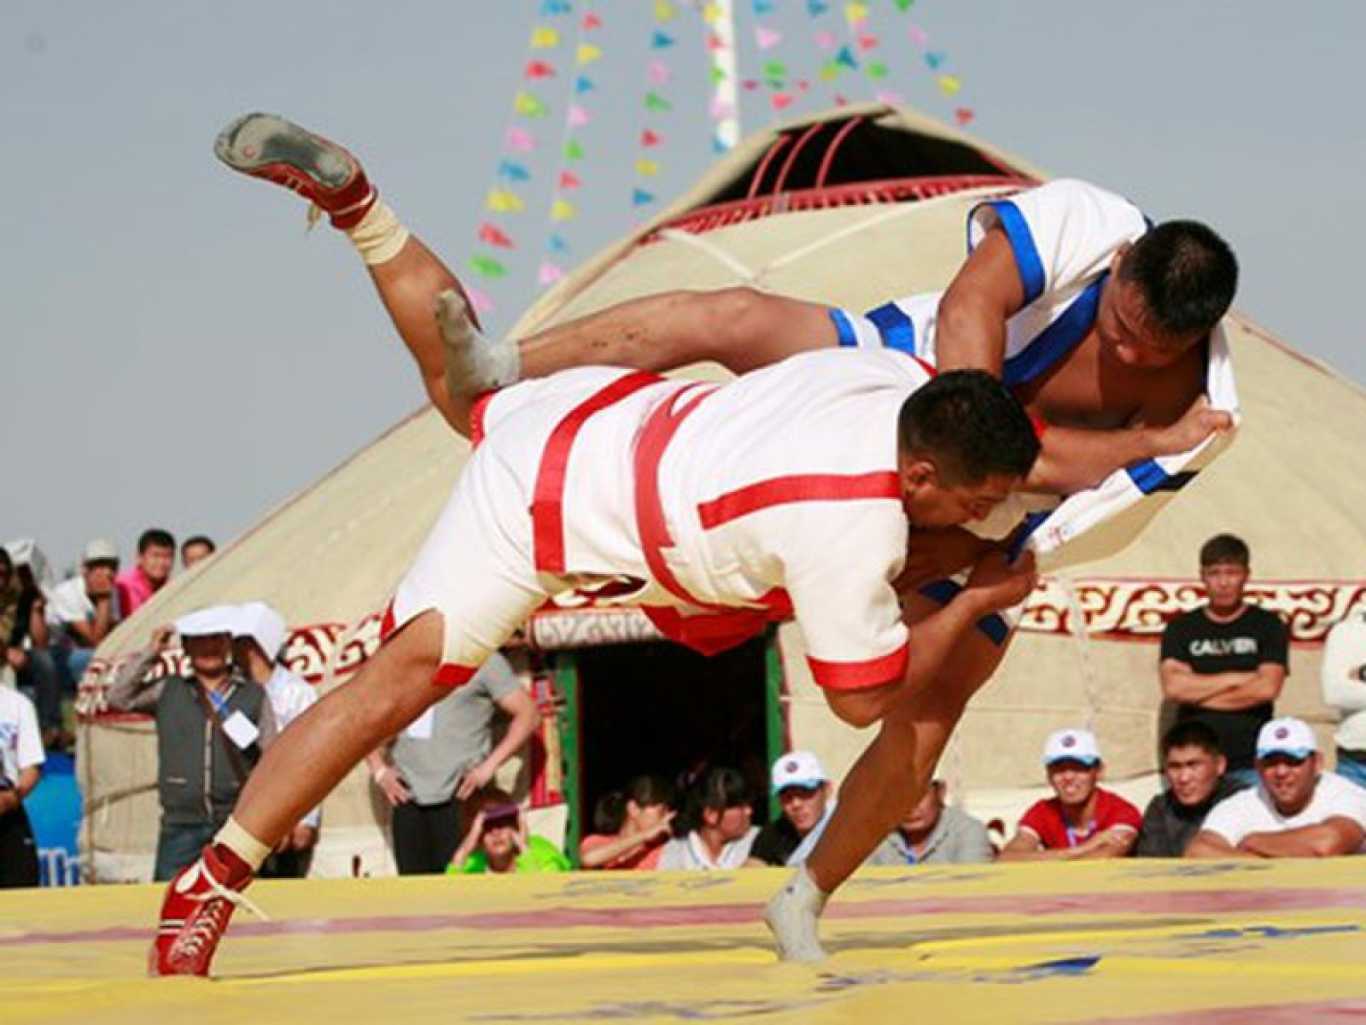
[1120,220,1238,338]
[898,370,1039,486]
[1199,533,1249,567]
[137,528,175,554]
[1161,720,1224,759]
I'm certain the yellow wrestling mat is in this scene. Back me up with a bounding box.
[7,860,1366,1025]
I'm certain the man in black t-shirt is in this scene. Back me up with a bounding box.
[1136,721,1247,857]
[1159,534,1289,786]
[747,751,834,867]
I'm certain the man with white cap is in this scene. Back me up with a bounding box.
[747,751,835,867]
[229,602,319,877]
[1186,716,1366,858]
[999,728,1141,860]
[106,607,277,880]
[46,537,123,693]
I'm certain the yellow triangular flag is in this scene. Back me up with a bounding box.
[576,43,602,65]
[702,3,720,25]
[844,2,869,25]
[486,189,525,214]
[635,158,660,177]
[937,74,961,96]
[654,0,676,21]
[530,26,560,49]
[551,198,577,222]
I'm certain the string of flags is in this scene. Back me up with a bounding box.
[632,0,678,210]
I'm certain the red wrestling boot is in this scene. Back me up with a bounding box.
[149,843,263,977]
[214,112,377,228]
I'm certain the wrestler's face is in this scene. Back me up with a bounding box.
[900,460,1018,528]
[1097,264,1199,370]
[1257,752,1320,817]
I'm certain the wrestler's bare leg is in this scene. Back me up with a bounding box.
[766,593,1011,961]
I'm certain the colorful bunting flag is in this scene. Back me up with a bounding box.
[575,75,595,93]
[702,3,721,24]
[648,59,671,85]
[576,43,602,64]
[763,59,787,79]
[485,189,526,214]
[548,234,569,252]
[530,26,560,49]
[497,159,530,182]
[807,0,829,14]
[651,30,675,48]
[844,2,869,26]
[469,254,508,278]
[551,199,576,221]
[465,285,494,316]
[819,61,839,81]
[908,23,928,47]
[752,0,775,13]
[505,126,535,151]
[524,60,556,79]
[770,92,794,111]
[558,170,581,189]
[635,158,660,176]
[814,29,836,50]
[537,261,565,286]
[756,26,782,50]
[514,91,548,118]
[640,129,662,147]
[654,0,675,19]
[954,107,975,126]
[925,51,945,69]
[892,0,914,9]
[477,222,515,248]
[937,73,961,96]
[644,91,672,112]
[582,11,602,29]
[564,138,585,160]
[867,60,888,79]
[857,33,878,51]
[836,46,858,68]
[709,96,735,118]
[875,89,902,105]
[539,0,571,14]
[632,188,655,206]
[567,103,589,127]
[710,65,727,85]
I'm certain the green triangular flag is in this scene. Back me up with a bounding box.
[709,65,726,84]
[763,59,787,79]
[893,0,914,10]
[644,91,673,112]
[564,138,584,161]
[469,254,507,279]
[867,60,888,80]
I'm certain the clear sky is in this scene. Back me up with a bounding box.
[4,1,1363,576]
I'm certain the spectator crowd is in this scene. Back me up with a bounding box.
[1,528,1364,889]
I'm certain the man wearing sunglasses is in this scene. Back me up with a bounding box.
[1185,717,1366,858]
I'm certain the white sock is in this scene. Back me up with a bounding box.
[344,201,411,266]
[214,816,273,872]
[435,289,522,397]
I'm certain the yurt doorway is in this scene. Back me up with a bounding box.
[553,632,785,863]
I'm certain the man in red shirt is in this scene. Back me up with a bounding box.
[999,728,1141,860]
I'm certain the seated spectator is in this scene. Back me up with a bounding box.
[0,682,45,887]
[106,608,277,880]
[114,528,176,617]
[447,788,569,874]
[180,535,216,571]
[1136,721,1248,857]
[1186,717,1366,858]
[229,602,319,878]
[867,779,993,866]
[999,728,1141,861]
[747,751,835,867]
[365,652,536,876]
[1,542,62,750]
[1321,610,1366,791]
[47,538,122,688]
[579,775,676,870]
[659,767,758,870]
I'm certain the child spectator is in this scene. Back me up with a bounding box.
[579,775,676,870]
[448,788,569,874]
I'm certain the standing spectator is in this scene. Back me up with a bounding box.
[2,543,62,749]
[578,775,676,870]
[180,535,216,571]
[659,767,758,870]
[364,652,538,875]
[0,683,45,887]
[747,751,835,867]
[106,609,277,880]
[114,528,176,618]
[1135,721,1247,857]
[1000,729,1141,861]
[1159,534,1289,787]
[867,779,994,866]
[46,538,122,688]
[1186,717,1366,858]
[447,788,570,874]
[1321,610,1366,790]
[229,602,319,878]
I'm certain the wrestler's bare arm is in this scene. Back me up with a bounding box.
[934,228,1026,375]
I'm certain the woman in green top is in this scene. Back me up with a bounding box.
[447,789,570,874]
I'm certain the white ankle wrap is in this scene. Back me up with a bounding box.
[214,816,273,872]
[346,201,411,266]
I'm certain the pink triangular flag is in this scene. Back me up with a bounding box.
[706,32,724,52]
[796,79,810,92]
[755,26,781,50]
[908,23,928,47]
[648,59,671,85]
[567,103,589,127]
[505,126,535,152]
[742,78,760,91]
[814,29,836,50]
[770,92,793,111]
[709,96,735,118]
[834,93,849,106]
[465,285,494,316]
[538,261,565,286]
[875,89,902,105]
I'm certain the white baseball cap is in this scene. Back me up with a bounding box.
[771,750,829,793]
[174,606,236,639]
[232,601,288,660]
[1042,728,1101,767]
[82,538,119,564]
[1256,717,1317,760]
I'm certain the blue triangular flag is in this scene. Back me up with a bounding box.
[575,75,596,94]
[652,31,675,49]
[925,51,945,70]
[632,188,656,206]
[752,0,775,13]
[807,0,829,15]
[548,233,569,253]
[539,0,571,14]
[836,45,858,68]
[497,160,530,182]
[712,135,730,154]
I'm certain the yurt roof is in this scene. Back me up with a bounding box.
[95,104,1366,667]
